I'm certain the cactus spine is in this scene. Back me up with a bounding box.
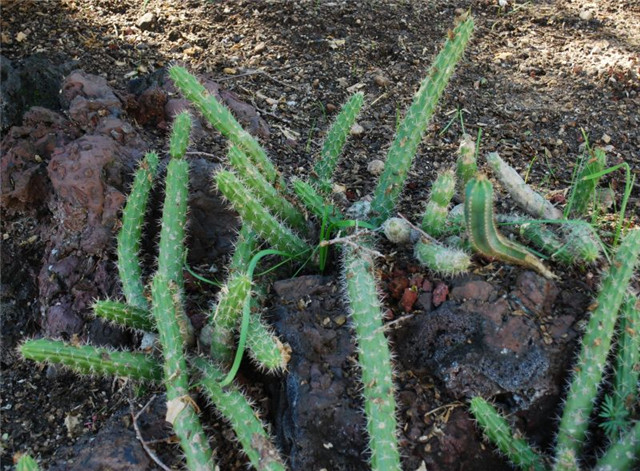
[215,170,311,257]
[210,273,252,362]
[312,92,364,194]
[560,220,601,264]
[470,397,546,471]
[414,239,470,276]
[20,339,162,381]
[343,240,400,470]
[92,299,154,332]
[554,229,640,466]
[569,147,606,218]
[486,152,562,220]
[116,151,159,309]
[421,168,456,237]
[16,454,40,471]
[456,133,477,193]
[465,175,555,279]
[193,357,287,471]
[370,16,473,226]
[593,421,640,471]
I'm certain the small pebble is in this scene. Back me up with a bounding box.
[253,42,266,54]
[349,123,364,137]
[579,10,593,21]
[601,133,611,144]
[373,74,391,87]
[367,159,385,175]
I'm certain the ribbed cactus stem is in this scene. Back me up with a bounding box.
[456,133,477,194]
[421,168,456,237]
[170,111,192,159]
[554,229,640,463]
[470,397,546,471]
[169,65,281,186]
[593,420,640,471]
[20,339,162,381]
[515,220,575,265]
[383,217,414,244]
[486,152,562,220]
[228,145,307,233]
[569,147,606,218]
[151,274,214,470]
[414,239,470,276]
[228,224,258,274]
[246,310,290,372]
[92,299,155,332]
[370,16,473,226]
[116,151,159,310]
[465,175,555,279]
[292,178,343,223]
[312,92,364,194]
[612,296,640,417]
[16,454,40,471]
[193,357,287,471]
[215,170,311,257]
[342,239,400,470]
[443,203,466,237]
[560,220,601,264]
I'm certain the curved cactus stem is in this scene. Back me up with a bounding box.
[456,133,477,195]
[292,178,343,223]
[554,229,640,461]
[169,65,281,187]
[192,357,287,471]
[593,420,640,471]
[369,16,473,226]
[20,339,162,382]
[414,239,470,277]
[16,454,40,471]
[246,309,290,372]
[465,175,556,279]
[470,397,547,471]
[92,300,155,332]
[228,145,307,233]
[514,220,575,266]
[421,168,456,237]
[116,151,159,310]
[486,152,562,220]
[215,170,311,257]
[342,238,400,470]
[312,92,365,194]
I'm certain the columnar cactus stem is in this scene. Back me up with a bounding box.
[486,152,562,220]
[116,151,159,309]
[421,168,456,237]
[228,224,258,274]
[342,239,400,470]
[246,309,290,372]
[215,170,311,257]
[370,16,473,226]
[228,145,307,233]
[192,357,287,471]
[20,339,162,381]
[593,420,640,471]
[569,147,606,218]
[456,133,477,194]
[554,229,640,465]
[16,454,40,471]
[470,397,546,471]
[169,65,281,187]
[413,239,470,276]
[465,175,555,279]
[210,273,252,362]
[92,299,155,332]
[292,178,343,223]
[514,220,574,265]
[612,296,640,422]
[170,111,192,159]
[312,92,364,194]
[560,220,601,264]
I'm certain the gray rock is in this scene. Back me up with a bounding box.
[136,12,157,31]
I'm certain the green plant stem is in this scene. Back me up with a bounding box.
[92,300,155,331]
[593,420,640,471]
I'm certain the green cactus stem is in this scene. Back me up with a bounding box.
[369,16,473,226]
[470,397,546,471]
[464,175,555,279]
[554,229,640,464]
[383,217,414,244]
[486,152,562,220]
[246,308,290,372]
[151,274,214,471]
[593,420,640,471]
[192,357,287,471]
[569,147,606,218]
[228,145,307,233]
[560,220,601,264]
[421,168,456,237]
[414,239,470,277]
[228,224,258,274]
[20,339,162,381]
[456,133,477,194]
[116,151,159,310]
[169,65,281,187]
[92,299,155,332]
[443,203,466,237]
[515,221,575,265]
[170,111,192,159]
[292,178,343,224]
[342,239,400,470]
[215,170,311,257]
[16,454,40,471]
[312,92,364,194]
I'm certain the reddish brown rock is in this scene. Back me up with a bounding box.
[432,281,449,307]
[61,71,123,130]
[387,276,409,299]
[450,279,494,303]
[400,288,418,312]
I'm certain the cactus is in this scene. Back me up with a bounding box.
[192,357,287,471]
[470,397,546,471]
[92,299,155,332]
[116,151,159,310]
[16,454,40,471]
[554,229,640,465]
[369,16,474,226]
[464,175,555,279]
[246,308,290,372]
[228,145,307,233]
[383,217,414,244]
[169,65,281,187]
[414,239,470,276]
[569,147,607,218]
[215,170,311,257]
[342,239,400,470]
[593,421,640,471]
[486,152,563,220]
[312,92,365,194]
[421,168,456,237]
[292,178,343,223]
[456,133,477,194]
[515,220,575,265]
[560,220,601,264]
[20,339,162,381]
[170,111,192,159]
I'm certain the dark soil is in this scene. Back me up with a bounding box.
[1,1,639,470]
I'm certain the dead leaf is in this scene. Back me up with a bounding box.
[166,397,188,424]
[16,32,27,42]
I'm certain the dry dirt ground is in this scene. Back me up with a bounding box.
[1,0,639,470]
